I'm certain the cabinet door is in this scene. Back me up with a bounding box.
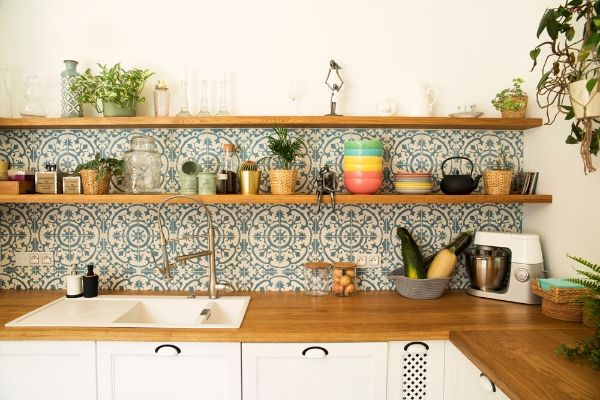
[0,340,96,400]
[387,340,445,400]
[242,342,387,400]
[444,342,508,400]
[97,341,241,400]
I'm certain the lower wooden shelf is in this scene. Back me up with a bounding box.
[0,193,553,205]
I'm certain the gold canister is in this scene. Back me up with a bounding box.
[239,170,261,195]
[0,159,8,180]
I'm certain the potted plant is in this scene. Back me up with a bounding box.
[239,160,261,195]
[75,153,124,194]
[491,78,528,118]
[557,254,600,369]
[530,0,600,174]
[266,126,304,194]
[483,145,513,195]
[70,63,153,117]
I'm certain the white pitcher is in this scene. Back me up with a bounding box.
[405,81,439,116]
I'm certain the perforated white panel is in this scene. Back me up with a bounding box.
[402,351,428,400]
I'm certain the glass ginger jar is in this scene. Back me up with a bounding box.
[123,136,162,193]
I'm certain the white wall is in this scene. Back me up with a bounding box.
[0,0,598,275]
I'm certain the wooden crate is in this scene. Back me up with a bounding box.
[0,181,35,194]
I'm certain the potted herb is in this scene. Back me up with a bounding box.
[266,127,304,194]
[483,145,513,195]
[70,63,154,117]
[239,160,261,195]
[557,255,600,369]
[75,153,124,194]
[491,78,528,118]
[530,0,600,174]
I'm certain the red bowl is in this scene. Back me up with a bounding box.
[344,176,383,194]
[343,171,383,179]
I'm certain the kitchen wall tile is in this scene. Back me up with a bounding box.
[0,127,524,291]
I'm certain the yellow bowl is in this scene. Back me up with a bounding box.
[343,156,383,166]
[343,163,384,172]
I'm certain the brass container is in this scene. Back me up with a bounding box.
[239,170,261,195]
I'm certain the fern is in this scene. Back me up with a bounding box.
[566,254,600,295]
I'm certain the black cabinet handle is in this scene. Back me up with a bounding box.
[302,346,329,358]
[404,341,430,351]
[154,344,181,356]
[479,373,497,393]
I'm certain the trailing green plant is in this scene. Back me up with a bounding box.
[491,78,527,111]
[266,126,304,170]
[530,0,600,174]
[240,160,258,171]
[75,153,124,181]
[70,63,154,113]
[556,254,600,369]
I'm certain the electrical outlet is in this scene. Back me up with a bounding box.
[15,252,53,266]
[29,253,40,265]
[41,252,54,266]
[354,253,367,267]
[367,254,381,268]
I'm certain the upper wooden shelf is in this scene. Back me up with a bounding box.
[0,116,543,130]
[0,193,552,205]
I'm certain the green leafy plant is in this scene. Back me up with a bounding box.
[556,254,600,369]
[70,63,154,113]
[267,126,304,170]
[530,0,600,174]
[491,78,527,111]
[75,153,124,181]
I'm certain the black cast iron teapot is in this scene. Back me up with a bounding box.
[440,156,482,195]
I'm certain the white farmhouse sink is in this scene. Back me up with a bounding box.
[5,295,250,329]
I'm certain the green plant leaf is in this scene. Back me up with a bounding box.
[587,78,598,94]
[537,9,552,38]
[537,71,552,90]
[566,135,579,144]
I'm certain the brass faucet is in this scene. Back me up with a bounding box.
[156,194,229,299]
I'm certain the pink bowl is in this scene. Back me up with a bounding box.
[344,176,383,194]
[344,171,383,179]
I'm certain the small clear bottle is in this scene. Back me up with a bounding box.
[217,143,239,194]
[20,75,46,117]
[154,80,170,117]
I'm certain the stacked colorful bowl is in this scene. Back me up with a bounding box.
[343,140,384,194]
[393,171,433,194]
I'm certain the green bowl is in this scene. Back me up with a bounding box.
[344,140,383,150]
[344,148,384,157]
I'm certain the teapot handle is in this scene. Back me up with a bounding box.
[426,87,439,111]
[441,156,474,177]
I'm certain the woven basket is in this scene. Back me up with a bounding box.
[269,169,297,194]
[388,271,451,300]
[483,170,512,195]
[500,96,528,118]
[531,278,589,322]
[80,170,111,195]
[541,299,583,322]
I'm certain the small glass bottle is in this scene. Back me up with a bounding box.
[304,262,331,296]
[216,143,239,194]
[20,75,46,117]
[176,79,192,117]
[197,79,210,115]
[154,80,170,117]
[123,136,162,193]
[216,74,230,116]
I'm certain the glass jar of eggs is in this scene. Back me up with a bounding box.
[331,262,358,296]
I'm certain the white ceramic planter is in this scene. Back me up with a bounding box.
[569,79,600,118]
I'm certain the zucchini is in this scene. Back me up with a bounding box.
[424,231,473,269]
[397,227,426,279]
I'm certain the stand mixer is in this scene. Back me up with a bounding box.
[466,231,546,304]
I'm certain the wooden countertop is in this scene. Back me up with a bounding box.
[1,289,598,399]
[451,329,600,400]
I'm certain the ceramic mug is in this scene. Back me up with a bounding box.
[197,172,217,195]
[179,161,200,194]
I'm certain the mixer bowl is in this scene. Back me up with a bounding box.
[465,246,509,291]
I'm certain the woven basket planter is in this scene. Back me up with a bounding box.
[531,278,589,322]
[79,170,111,195]
[500,96,528,118]
[483,170,512,195]
[269,169,297,194]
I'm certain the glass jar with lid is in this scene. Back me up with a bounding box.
[303,261,331,296]
[123,136,162,193]
[331,262,358,296]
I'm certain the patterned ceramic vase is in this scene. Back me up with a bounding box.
[60,60,82,118]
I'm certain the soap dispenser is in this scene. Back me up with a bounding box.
[82,264,98,298]
[65,267,83,298]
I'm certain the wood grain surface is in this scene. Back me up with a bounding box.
[450,329,600,400]
[0,116,543,130]
[0,193,553,205]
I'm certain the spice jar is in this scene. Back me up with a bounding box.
[217,143,239,194]
[331,262,358,297]
[303,262,331,296]
[123,135,162,193]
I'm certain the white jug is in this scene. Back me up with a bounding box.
[405,81,439,116]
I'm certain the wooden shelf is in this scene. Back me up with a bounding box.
[0,116,543,130]
[0,193,552,205]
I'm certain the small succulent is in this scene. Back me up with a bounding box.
[240,160,258,171]
[493,146,513,170]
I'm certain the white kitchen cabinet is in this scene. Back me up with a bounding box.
[96,341,241,400]
[242,342,387,400]
[444,341,508,400]
[387,340,445,400]
[0,340,96,400]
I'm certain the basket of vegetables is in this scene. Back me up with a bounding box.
[388,228,473,300]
